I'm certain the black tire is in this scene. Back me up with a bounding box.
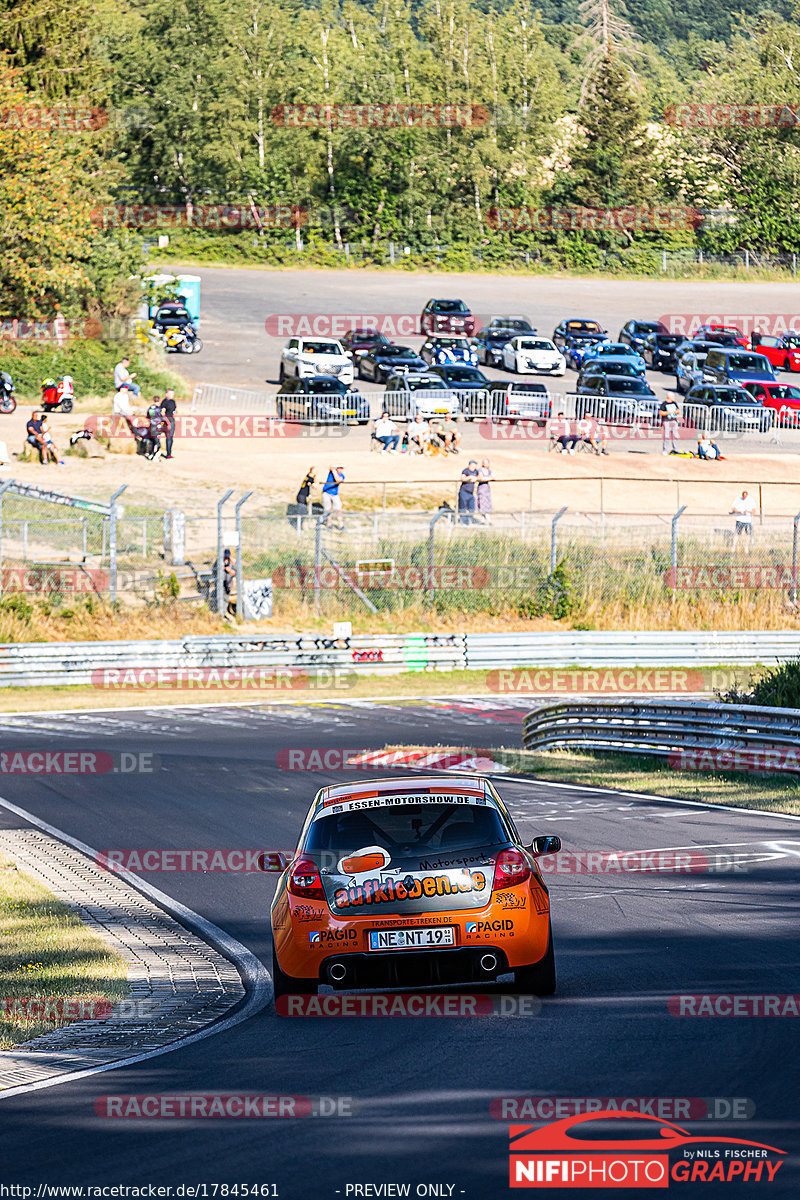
[357,360,366,380]
[514,922,556,995]
[191,337,203,354]
[278,364,285,383]
[61,398,73,414]
[0,394,16,414]
[272,948,317,1002]
[675,377,683,394]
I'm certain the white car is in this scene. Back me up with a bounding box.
[502,336,566,376]
[279,337,354,385]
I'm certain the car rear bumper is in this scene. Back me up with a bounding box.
[319,946,512,989]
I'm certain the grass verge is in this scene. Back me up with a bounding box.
[0,853,129,1049]
[386,745,800,816]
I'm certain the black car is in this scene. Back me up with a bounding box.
[276,375,370,424]
[340,329,390,360]
[618,319,667,353]
[429,364,491,418]
[357,343,426,383]
[473,327,518,367]
[552,318,608,351]
[684,384,769,432]
[576,360,640,388]
[575,374,658,422]
[642,332,684,371]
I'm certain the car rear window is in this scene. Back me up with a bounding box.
[727,354,769,371]
[305,801,509,855]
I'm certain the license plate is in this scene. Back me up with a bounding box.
[369,926,456,951]
[345,410,356,416]
[434,408,447,414]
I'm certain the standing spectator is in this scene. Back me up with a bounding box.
[477,458,493,523]
[373,411,400,453]
[408,414,430,454]
[160,388,177,459]
[25,411,45,462]
[296,468,315,514]
[441,415,461,454]
[550,411,579,453]
[114,356,140,396]
[659,393,681,456]
[458,460,480,524]
[322,466,345,530]
[730,489,755,553]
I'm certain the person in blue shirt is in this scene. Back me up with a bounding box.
[322,466,345,530]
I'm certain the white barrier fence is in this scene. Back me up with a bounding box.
[189,382,790,442]
[0,629,798,688]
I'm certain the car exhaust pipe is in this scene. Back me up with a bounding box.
[480,953,498,973]
[328,962,347,983]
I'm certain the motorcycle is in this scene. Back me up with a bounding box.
[40,375,74,414]
[0,370,16,413]
[160,324,203,354]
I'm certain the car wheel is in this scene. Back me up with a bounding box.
[514,921,556,996]
[278,363,285,383]
[272,948,317,1001]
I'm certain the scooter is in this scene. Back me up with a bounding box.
[0,370,16,413]
[40,375,74,414]
[162,325,203,354]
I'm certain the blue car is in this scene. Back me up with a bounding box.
[580,342,647,376]
[702,347,776,388]
[420,336,479,367]
[566,337,611,370]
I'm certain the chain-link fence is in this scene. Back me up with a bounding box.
[0,477,798,621]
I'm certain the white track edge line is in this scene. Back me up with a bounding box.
[0,794,272,1100]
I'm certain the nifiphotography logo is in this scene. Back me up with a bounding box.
[508,1110,786,1188]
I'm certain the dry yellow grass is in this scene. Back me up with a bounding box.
[0,853,128,1050]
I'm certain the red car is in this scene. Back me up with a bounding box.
[420,298,476,336]
[696,323,748,347]
[742,379,800,425]
[751,331,800,371]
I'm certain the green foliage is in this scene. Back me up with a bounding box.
[0,339,184,401]
[718,660,800,709]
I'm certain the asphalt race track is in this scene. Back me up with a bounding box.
[0,698,798,1198]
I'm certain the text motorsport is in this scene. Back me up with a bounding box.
[89,667,358,691]
[508,1110,786,1188]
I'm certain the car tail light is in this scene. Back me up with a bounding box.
[492,848,531,892]
[288,857,326,901]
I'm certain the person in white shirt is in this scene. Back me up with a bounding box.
[730,489,755,553]
[113,357,140,396]
[373,411,400,453]
[697,436,721,460]
[550,411,579,453]
[408,414,430,454]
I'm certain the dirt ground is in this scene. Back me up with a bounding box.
[7,263,800,519]
[6,403,800,521]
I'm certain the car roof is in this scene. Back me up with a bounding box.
[314,775,494,811]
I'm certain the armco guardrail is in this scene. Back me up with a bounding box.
[0,629,797,689]
[464,630,800,670]
[522,699,800,759]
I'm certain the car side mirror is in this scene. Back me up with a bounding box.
[531,835,561,856]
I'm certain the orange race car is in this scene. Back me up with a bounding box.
[269,775,561,998]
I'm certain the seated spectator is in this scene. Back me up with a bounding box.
[550,411,580,453]
[25,411,45,462]
[441,415,461,454]
[579,416,609,455]
[429,419,446,450]
[114,356,140,396]
[697,435,723,460]
[373,411,400,453]
[112,387,138,437]
[39,415,64,465]
[408,414,430,454]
